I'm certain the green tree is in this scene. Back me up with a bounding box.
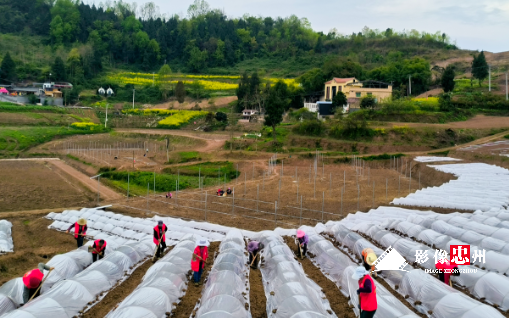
[157,64,172,99]
[360,96,376,110]
[264,81,289,141]
[236,72,250,112]
[441,65,456,93]
[0,53,17,83]
[187,47,208,72]
[51,56,66,81]
[50,0,80,43]
[215,112,227,122]
[332,91,347,109]
[175,81,186,103]
[187,0,210,18]
[472,51,489,87]
[298,68,325,94]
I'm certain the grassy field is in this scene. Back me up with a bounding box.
[102,162,238,196]
[0,126,105,157]
[0,103,100,126]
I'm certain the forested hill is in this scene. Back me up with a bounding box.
[0,0,458,77]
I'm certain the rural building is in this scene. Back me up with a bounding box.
[346,80,392,109]
[0,82,72,106]
[317,101,334,120]
[324,77,361,100]
[239,109,258,123]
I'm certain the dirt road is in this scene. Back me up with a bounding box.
[49,160,122,201]
[379,115,509,129]
[116,128,234,152]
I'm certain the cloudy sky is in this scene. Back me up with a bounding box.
[142,0,508,52]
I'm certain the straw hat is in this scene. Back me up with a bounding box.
[77,218,87,226]
[352,266,370,280]
[365,253,377,266]
[196,238,210,247]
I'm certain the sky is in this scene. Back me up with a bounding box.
[143,0,509,53]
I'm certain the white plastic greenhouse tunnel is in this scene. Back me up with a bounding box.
[392,163,509,211]
[0,240,152,318]
[0,220,13,254]
[298,226,419,318]
[413,156,462,163]
[0,248,92,316]
[255,231,337,318]
[194,229,251,318]
[350,220,509,311]
[327,221,505,317]
[106,234,197,318]
[46,208,226,247]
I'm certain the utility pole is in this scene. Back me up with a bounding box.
[408,75,412,96]
[132,89,135,109]
[104,104,108,128]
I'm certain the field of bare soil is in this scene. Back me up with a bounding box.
[0,160,94,212]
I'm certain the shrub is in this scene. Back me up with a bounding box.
[215,112,227,122]
[70,122,103,131]
[292,120,325,136]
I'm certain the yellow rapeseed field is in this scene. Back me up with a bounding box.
[107,72,298,91]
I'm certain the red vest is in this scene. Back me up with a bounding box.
[153,225,167,245]
[23,269,44,289]
[359,275,377,311]
[74,223,86,239]
[93,240,107,254]
[191,246,208,272]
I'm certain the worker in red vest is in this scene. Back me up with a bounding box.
[191,238,209,286]
[153,220,167,259]
[92,239,107,262]
[66,218,87,248]
[353,266,377,318]
[22,263,54,304]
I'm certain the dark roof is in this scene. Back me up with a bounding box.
[10,87,40,92]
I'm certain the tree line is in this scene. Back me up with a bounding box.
[0,0,455,77]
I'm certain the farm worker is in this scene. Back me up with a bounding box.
[217,189,224,196]
[191,238,209,286]
[66,218,87,248]
[353,266,377,318]
[247,241,264,269]
[296,230,309,258]
[92,239,107,262]
[226,188,232,195]
[154,220,168,259]
[22,263,54,304]
[362,248,378,278]
[166,192,172,199]
[436,258,459,287]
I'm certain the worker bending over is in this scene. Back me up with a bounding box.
[153,220,168,259]
[92,239,107,262]
[226,188,232,195]
[22,263,54,304]
[436,257,459,287]
[296,230,308,258]
[353,266,377,318]
[191,238,209,286]
[66,218,87,248]
[247,240,264,269]
[217,189,224,196]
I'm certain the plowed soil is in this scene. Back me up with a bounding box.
[0,214,78,285]
[283,236,356,318]
[83,248,173,318]
[248,254,268,318]
[171,242,220,318]
[0,160,93,212]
